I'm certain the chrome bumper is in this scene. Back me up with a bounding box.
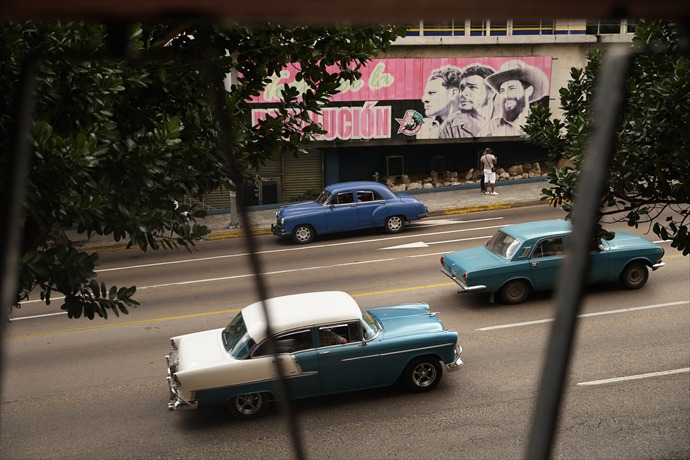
[652,262,665,270]
[271,223,289,237]
[168,396,198,411]
[445,344,464,372]
[440,268,486,292]
[166,353,198,411]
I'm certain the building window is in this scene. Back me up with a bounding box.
[489,20,508,36]
[586,19,626,35]
[405,21,422,37]
[469,19,487,36]
[512,19,555,36]
[418,19,465,36]
[406,19,633,38]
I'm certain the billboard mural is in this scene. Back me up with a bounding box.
[250,57,552,141]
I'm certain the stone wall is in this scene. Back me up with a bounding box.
[386,162,548,192]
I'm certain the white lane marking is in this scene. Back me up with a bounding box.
[577,368,690,386]
[96,221,505,273]
[476,301,690,331]
[140,251,448,289]
[14,250,451,311]
[9,312,66,321]
[417,217,503,226]
[416,219,461,226]
[381,235,490,250]
[383,242,430,249]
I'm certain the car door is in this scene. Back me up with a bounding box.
[254,329,321,399]
[316,323,381,394]
[588,239,611,283]
[528,237,566,291]
[355,190,384,227]
[325,191,358,232]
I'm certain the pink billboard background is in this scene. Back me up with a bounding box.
[251,57,552,140]
[253,56,551,103]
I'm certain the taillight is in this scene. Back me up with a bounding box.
[462,272,468,282]
[440,255,444,265]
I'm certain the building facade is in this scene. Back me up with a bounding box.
[204,19,635,209]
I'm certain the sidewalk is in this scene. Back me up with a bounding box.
[77,178,548,249]
[205,177,548,239]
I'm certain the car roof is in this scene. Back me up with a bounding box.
[242,291,363,343]
[501,219,572,241]
[325,181,390,194]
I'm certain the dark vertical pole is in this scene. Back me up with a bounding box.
[526,47,634,459]
[0,57,40,395]
[202,55,306,460]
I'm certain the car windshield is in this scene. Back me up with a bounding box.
[222,312,256,358]
[361,310,381,339]
[315,190,331,205]
[485,230,522,259]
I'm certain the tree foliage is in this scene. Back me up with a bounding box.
[524,20,690,254]
[1,20,405,319]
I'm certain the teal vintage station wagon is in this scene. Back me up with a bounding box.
[166,291,462,419]
[440,219,665,304]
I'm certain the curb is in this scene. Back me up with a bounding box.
[206,228,272,240]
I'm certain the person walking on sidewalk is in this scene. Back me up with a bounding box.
[480,147,499,195]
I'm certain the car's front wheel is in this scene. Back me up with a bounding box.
[499,279,530,304]
[228,392,270,419]
[384,215,405,233]
[620,261,648,289]
[403,356,442,392]
[292,224,315,244]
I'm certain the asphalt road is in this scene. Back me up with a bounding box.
[2,204,689,459]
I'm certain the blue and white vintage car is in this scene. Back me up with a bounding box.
[271,181,429,243]
[440,219,665,304]
[166,291,462,419]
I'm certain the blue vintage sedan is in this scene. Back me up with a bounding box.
[166,291,462,419]
[271,181,429,243]
[440,219,665,304]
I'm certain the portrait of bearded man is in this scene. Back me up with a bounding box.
[480,60,549,137]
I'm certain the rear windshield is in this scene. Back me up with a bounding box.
[485,230,522,259]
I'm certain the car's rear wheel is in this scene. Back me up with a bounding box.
[228,392,270,419]
[384,215,405,233]
[499,279,530,304]
[292,224,315,244]
[620,261,648,289]
[403,356,442,392]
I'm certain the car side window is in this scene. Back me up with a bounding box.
[334,192,354,205]
[533,237,565,258]
[318,322,359,346]
[357,191,375,202]
[252,329,314,357]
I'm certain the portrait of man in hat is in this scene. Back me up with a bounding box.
[480,60,549,137]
